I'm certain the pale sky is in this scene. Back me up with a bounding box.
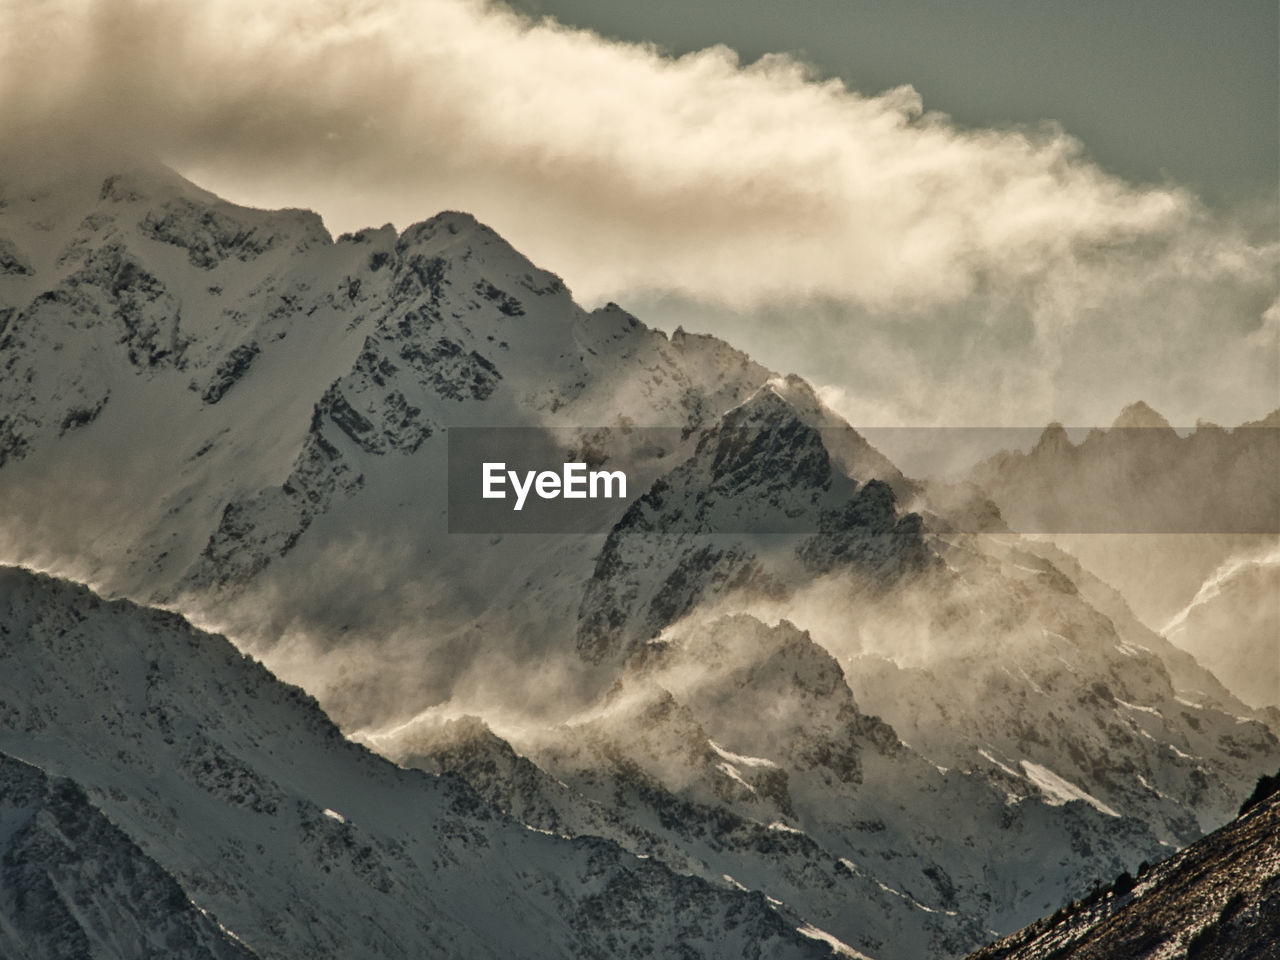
[2,0,1276,429]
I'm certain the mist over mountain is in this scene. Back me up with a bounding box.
[965,404,1279,712]
[1162,549,1279,712]
[0,565,845,959]
[967,402,1278,541]
[0,160,1275,958]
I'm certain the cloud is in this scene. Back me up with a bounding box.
[3,0,1275,427]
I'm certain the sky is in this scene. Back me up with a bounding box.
[2,0,1277,429]
[509,0,1280,210]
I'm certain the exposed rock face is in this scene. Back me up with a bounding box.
[0,753,259,960]
[577,381,929,664]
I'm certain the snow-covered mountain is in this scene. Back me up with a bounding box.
[1,158,1276,959]
[0,157,785,724]
[0,565,847,959]
[370,612,1177,958]
[369,380,1272,957]
[575,375,925,665]
[965,406,1277,615]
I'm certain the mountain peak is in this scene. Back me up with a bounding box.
[1111,401,1173,430]
[395,210,494,253]
[1031,421,1074,454]
[729,375,840,432]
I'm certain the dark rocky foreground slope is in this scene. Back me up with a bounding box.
[966,775,1280,960]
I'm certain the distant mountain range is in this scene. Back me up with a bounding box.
[965,401,1278,711]
[968,400,1277,538]
[0,159,1275,958]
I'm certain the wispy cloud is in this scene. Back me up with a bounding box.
[3,0,1275,426]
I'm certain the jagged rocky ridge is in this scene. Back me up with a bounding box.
[0,565,845,960]
[373,613,1173,958]
[576,377,928,665]
[967,402,1278,539]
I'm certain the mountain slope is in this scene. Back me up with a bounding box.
[566,385,1276,841]
[0,158,774,723]
[0,752,259,960]
[0,565,846,960]
[576,375,927,665]
[964,405,1278,713]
